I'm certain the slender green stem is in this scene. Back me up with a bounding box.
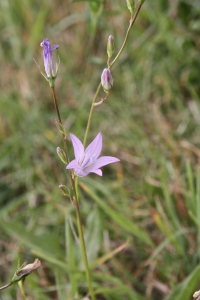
[72,178,96,300]
[51,87,62,125]
[83,3,143,146]
[51,87,69,164]
[110,3,143,68]
[50,88,96,299]
[83,83,101,147]
[18,280,26,300]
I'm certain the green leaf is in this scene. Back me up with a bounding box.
[165,265,200,300]
[80,183,153,247]
[1,220,66,271]
[84,206,103,263]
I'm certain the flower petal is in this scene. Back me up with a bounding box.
[51,44,59,51]
[101,68,113,91]
[70,134,84,162]
[75,170,89,177]
[85,132,102,159]
[66,159,79,170]
[91,169,102,176]
[66,160,88,177]
[84,156,119,173]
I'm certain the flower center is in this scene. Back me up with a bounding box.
[79,154,95,169]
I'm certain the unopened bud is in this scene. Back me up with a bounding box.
[194,290,200,298]
[126,0,135,13]
[101,68,113,92]
[11,259,41,283]
[107,35,115,59]
[55,120,66,135]
[59,184,70,196]
[57,147,67,164]
[138,0,145,4]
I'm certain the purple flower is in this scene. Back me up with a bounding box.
[101,68,113,92]
[40,39,59,77]
[66,133,119,177]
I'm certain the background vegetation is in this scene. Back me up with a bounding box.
[1,0,200,299]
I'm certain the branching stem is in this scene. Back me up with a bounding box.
[83,3,143,146]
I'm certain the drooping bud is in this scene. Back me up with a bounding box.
[107,35,115,59]
[57,147,67,164]
[126,0,135,13]
[11,259,41,283]
[59,184,70,196]
[101,68,113,92]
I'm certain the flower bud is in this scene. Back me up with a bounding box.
[101,68,113,92]
[138,0,145,4]
[55,120,66,135]
[59,184,70,196]
[126,0,135,13]
[57,147,67,164]
[107,35,115,59]
[11,259,41,283]
[40,39,59,87]
[194,290,200,298]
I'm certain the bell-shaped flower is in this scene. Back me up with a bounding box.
[40,38,59,79]
[66,133,119,177]
[101,68,113,92]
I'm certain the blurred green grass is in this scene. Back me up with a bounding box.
[1,0,200,299]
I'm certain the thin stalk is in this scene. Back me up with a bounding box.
[0,282,12,291]
[51,87,69,164]
[18,280,26,300]
[83,3,143,146]
[83,83,101,147]
[72,179,96,300]
[110,3,143,68]
[51,87,62,125]
[50,88,96,300]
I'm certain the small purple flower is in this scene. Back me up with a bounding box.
[66,133,119,177]
[101,68,113,92]
[40,39,59,77]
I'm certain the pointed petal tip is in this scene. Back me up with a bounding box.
[51,44,59,51]
[85,132,102,159]
[92,169,103,176]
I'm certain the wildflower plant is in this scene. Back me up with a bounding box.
[37,1,145,299]
[0,1,145,299]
